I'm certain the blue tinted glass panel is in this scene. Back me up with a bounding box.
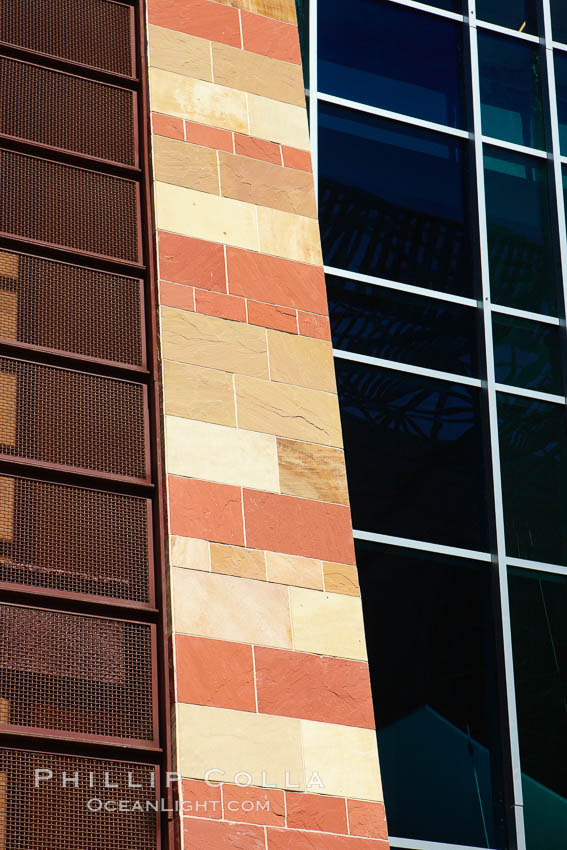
[479,32,546,149]
[508,567,567,850]
[358,541,506,848]
[484,148,559,316]
[318,103,473,297]
[551,0,567,44]
[498,394,567,565]
[327,275,479,377]
[335,359,489,550]
[493,314,563,395]
[318,0,465,128]
[556,52,567,154]
[476,0,538,35]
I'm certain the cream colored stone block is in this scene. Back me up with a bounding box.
[235,375,342,447]
[177,704,304,789]
[301,719,383,801]
[166,415,279,492]
[172,568,292,647]
[248,93,309,150]
[161,308,269,379]
[150,68,248,132]
[211,543,266,581]
[155,183,259,252]
[266,552,323,590]
[170,536,210,571]
[149,25,212,80]
[268,331,336,392]
[153,136,219,194]
[290,587,367,660]
[258,205,322,265]
[163,361,236,427]
[212,42,304,106]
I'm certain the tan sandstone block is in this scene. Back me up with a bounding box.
[277,439,349,505]
[248,93,310,150]
[163,361,236,427]
[266,552,323,590]
[211,544,266,581]
[148,25,212,80]
[153,136,219,194]
[235,375,342,447]
[161,308,268,378]
[150,68,248,132]
[212,42,304,106]
[219,151,316,218]
[172,568,292,647]
[177,704,304,789]
[215,0,297,23]
[323,562,360,596]
[268,331,336,392]
[170,536,210,571]
[290,587,367,661]
[257,206,323,265]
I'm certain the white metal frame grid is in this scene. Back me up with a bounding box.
[305,1,567,849]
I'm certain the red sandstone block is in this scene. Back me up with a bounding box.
[234,134,281,165]
[195,288,247,322]
[226,248,327,314]
[243,491,355,564]
[255,647,375,728]
[241,11,301,63]
[152,113,184,140]
[169,476,244,545]
[184,817,265,849]
[149,0,241,47]
[182,779,222,820]
[267,827,388,849]
[159,280,195,311]
[223,785,285,827]
[282,146,312,172]
[186,121,234,152]
[285,791,348,834]
[298,311,331,341]
[176,635,256,711]
[159,232,226,292]
[347,800,388,840]
[247,301,298,334]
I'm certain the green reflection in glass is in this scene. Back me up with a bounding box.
[493,314,563,395]
[477,0,538,36]
[498,394,567,564]
[478,31,546,149]
[484,148,558,316]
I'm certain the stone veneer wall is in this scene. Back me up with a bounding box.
[146,0,389,845]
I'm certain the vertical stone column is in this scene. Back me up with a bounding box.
[146,0,389,845]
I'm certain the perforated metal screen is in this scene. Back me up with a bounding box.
[0,149,141,262]
[0,749,158,849]
[0,251,144,367]
[0,57,137,165]
[0,475,151,603]
[0,0,135,77]
[0,356,148,479]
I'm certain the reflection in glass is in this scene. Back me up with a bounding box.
[555,52,567,155]
[498,394,567,565]
[358,541,506,848]
[476,0,539,35]
[484,148,559,316]
[327,275,479,377]
[508,568,567,850]
[318,103,473,296]
[318,0,465,128]
[492,314,563,395]
[335,359,488,550]
[478,32,545,149]
[551,0,567,44]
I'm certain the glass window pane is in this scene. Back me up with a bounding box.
[335,359,489,549]
[358,541,506,848]
[478,32,546,149]
[484,147,559,316]
[327,275,479,377]
[318,102,473,297]
[551,0,567,44]
[555,52,567,155]
[493,314,563,395]
[498,394,567,564]
[508,567,567,850]
[318,0,465,128]
[420,0,462,9]
[476,0,539,35]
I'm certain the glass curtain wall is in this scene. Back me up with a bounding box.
[302,1,567,848]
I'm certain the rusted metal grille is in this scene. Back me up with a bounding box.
[0,0,134,77]
[0,749,158,848]
[0,251,144,367]
[0,149,140,262]
[0,356,147,479]
[0,605,155,742]
[0,475,151,603]
[0,57,136,165]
